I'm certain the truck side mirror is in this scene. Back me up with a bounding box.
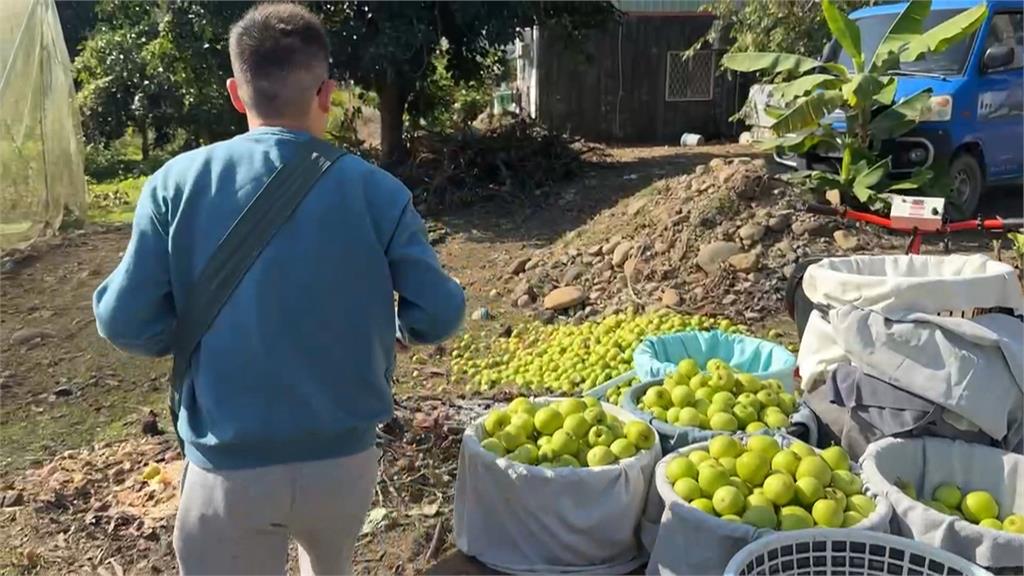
[982,45,1014,71]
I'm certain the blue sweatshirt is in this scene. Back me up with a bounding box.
[93,127,465,470]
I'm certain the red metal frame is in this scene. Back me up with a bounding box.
[826,206,1018,255]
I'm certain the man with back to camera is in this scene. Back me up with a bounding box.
[92,4,465,574]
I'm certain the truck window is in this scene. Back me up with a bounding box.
[840,9,976,75]
[984,12,1023,71]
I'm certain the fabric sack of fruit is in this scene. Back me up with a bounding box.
[860,436,1024,571]
[621,358,812,454]
[633,331,796,392]
[643,433,891,576]
[454,397,662,574]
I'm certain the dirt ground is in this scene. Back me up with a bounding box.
[1,144,1020,575]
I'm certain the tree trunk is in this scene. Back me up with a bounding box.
[377,81,409,169]
[139,117,150,161]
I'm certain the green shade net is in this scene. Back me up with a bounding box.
[1,0,87,250]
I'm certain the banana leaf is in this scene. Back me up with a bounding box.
[870,0,931,72]
[902,4,988,62]
[874,77,897,105]
[868,89,932,140]
[772,74,845,103]
[823,0,864,73]
[886,167,933,190]
[842,74,886,108]
[757,126,838,154]
[771,90,845,136]
[721,52,823,76]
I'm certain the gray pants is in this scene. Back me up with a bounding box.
[174,447,379,575]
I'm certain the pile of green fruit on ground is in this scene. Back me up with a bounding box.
[478,396,657,469]
[637,359,798,432]
[450,311,748,393]
[602,378,638,406]
[898,480,1023,534]
[666,436,875,530]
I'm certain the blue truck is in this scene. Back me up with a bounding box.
[776,0,1023,216]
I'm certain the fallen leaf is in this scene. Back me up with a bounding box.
[359,507,389,535]
[407,501,440,517]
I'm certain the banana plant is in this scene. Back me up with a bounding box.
[722,0,987,209]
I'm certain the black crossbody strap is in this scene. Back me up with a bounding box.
[168,137,345,448]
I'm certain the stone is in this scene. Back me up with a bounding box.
[596,259,613,273]
[508,256,530,275]
[834,230,860,251]
[654,240,671,254]
[602,236,623,255]
[627,197,649,217]
[511,280,535,302]
[535,310,557,325]
[1,491,25,508]
[791,218,827,237]
[470,308,491,321]
[738,223,766,244]
[10,328,56,346]
[776,238,796,256]
[722,294,738,306]
[525,258,541,271]
[488,289,500,299]
[516,294,534,308]
[696,241,742,274]
[768,212,793,232]
[783,264,796,278]
[561,265,586,286]
[51,385,74,398]
[543,286,586,311]
[586,244,603,256]
[612,242,633,268]
[624,257,643,280]
[728,251,760,273]
[661,289,682,307]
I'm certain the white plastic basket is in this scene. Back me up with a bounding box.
[724,529,993,576]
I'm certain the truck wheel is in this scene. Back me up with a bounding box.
[948,153,983,219]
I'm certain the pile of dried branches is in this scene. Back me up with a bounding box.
[398,119,606,212]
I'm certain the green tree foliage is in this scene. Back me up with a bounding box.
[691,0,878,58]
[74,1,248,161]
[73,1,616,169]
[314,1,617,166]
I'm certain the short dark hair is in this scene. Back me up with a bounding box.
[229,3,330,120]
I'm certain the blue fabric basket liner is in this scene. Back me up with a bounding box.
[633,331,797,392]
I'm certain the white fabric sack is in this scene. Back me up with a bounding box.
[860,437,1024,570]
[643,434,892,576]
[797,255,1024,389]
[801,254,1023,317]
[454,401,661,574]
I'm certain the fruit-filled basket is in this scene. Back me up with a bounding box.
[643,434,891,576]
[454,396,662,574]
[859,437,1024,571]
[634,331,797,392]
[621,356,808,453]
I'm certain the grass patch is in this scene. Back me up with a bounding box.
[0,385,167,474]
[87,176,146,224]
